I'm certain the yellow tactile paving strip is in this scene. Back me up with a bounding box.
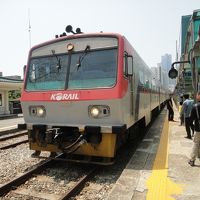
[146,116,184,200]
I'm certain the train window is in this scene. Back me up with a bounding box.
[145,80,150,88]
[26,55,68,91]
[26,48,117,91]
[0,94,2,106]
[68,48,117,89]
[139,70,144,84]
[151,79,157,90]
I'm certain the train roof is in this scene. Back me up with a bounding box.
[30,32,124,51]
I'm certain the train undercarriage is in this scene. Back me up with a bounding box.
[27,124,127,165]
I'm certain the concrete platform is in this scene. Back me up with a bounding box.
[0,113,23,120]
[0,115,24,132]
[107,104,200,200]
[0,114,18,120]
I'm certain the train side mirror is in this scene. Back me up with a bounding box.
[124,53,133,76]
[23,65,26,79]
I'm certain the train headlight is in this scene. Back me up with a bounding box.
[90,107,100,118]
[37,107,46,117]
[67,43,74,51]
[29,106,46,117]
[88,105,110,118]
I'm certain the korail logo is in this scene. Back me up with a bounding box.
[51,93,79,101]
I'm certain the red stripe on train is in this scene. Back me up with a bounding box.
[21,86,124,102]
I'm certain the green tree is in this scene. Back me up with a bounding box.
[8,90,21,100]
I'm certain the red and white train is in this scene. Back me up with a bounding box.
[20,26,168,164]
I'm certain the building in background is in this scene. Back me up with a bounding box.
[151,66,160,81]
[160,54,176,92]
[161,54,172,72]
[0,72,23,116]
[173,10,200,97]
[151,58,175,93]
[5,75,21,80]
[181,15,191,56]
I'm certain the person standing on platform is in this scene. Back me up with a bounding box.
[166,95,174,121]
[180,94,194,139]
[188,92,200,166]
[179,95,184,126]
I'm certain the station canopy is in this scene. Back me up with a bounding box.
[0,77,23,90]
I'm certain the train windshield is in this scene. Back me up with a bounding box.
[26,48,117,91]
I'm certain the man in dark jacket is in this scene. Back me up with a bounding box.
[188,92,200,166]
[180,94,194,139]
[166,95,174,121]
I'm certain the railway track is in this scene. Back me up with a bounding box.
[59,167,98,199]
[0,130,27,141]
[0,153,99,199]
[0,129,28,150]
[0,158,54,197]
[0,128,19,137]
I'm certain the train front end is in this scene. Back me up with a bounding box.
[21,33,129,164]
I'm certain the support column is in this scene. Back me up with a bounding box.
[0,91,4,115]
[4,90,10,114]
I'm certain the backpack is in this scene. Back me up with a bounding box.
[195,104,200,128]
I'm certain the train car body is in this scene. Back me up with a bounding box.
[21,31,168,164]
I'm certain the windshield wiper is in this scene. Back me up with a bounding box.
[51,50,61,71]
[76,45,90,70]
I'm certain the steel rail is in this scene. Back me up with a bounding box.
[59,167,99,200]
[0,131,27,142]
[0,128,19,137]
[0,139,28,150]
[0,154,64,196]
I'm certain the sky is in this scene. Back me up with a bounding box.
[0,0,199,77]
